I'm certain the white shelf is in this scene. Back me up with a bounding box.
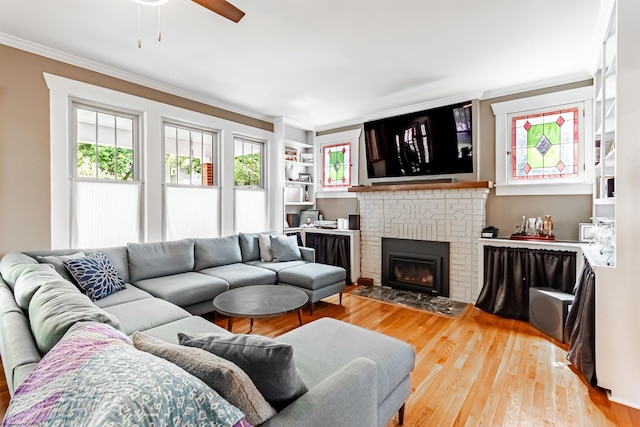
[285,181,314,186]
[285,201,314,206]
[285,160,314,168]
[594,198,615,205]
[284,139,313,149]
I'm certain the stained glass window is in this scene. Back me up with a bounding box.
[322,142,351,188]
[511,107,579,180]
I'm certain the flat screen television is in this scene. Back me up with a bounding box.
[364,101,473,179]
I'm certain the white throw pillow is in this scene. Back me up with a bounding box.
[258,233,273,262]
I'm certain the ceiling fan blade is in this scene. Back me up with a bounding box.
[192,0,245,23]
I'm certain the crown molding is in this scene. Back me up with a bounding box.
[479,72,593,101]
[0,33,273,124]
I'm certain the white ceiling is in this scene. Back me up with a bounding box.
[0,0,607,129]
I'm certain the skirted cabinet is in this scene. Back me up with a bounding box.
[564,257,597,385]
[476,239,583,320]
[285,228,360,285]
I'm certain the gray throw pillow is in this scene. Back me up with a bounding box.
[178,332,308,411]
[29,279,121,354]
[270,235,302,262]
[36,251,86,282]
[238,231,277,262]
[132,332,276,425]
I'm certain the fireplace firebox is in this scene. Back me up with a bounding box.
[382,238,449,297]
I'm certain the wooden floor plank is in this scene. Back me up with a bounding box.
[1,286,639,426]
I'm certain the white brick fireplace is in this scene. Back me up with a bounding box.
[350,182,491,303]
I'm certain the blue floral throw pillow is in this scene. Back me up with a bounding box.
[63,251,126,301]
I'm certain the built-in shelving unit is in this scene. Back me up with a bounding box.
[593,4,617,219]
[274,117,317,231]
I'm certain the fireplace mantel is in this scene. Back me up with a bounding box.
[348,181,493,193]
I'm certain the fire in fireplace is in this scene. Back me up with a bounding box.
[382,238,449,297]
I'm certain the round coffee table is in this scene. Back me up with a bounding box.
[212,285,309,333]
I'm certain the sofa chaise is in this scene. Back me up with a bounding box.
[0,232,415,426]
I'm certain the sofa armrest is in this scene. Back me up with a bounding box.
[261,357,377,427]
[299,247,315,263]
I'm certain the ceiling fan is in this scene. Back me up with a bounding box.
[191,0,245,23]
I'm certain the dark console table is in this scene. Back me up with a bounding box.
[476,239,581,320]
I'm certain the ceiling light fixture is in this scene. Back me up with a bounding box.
[133,0,168,5]
[133,0,168,48]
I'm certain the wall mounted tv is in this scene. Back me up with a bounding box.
[364,101,473,179]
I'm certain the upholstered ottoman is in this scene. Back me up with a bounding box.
[277,317,415,427]
[277,263,346,314]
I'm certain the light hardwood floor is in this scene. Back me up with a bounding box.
[1,286,639,426]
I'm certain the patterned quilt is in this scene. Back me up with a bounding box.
[3,323,253,427]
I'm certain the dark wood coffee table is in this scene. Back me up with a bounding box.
[212,285,309,332]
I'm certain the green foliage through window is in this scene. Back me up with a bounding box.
[234,153,261,187]
[77,143,134,180]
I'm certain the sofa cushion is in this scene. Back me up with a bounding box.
[270,235,302,262]
[35,251,85,282]
[63,251,126,301]
[28,279,121,354]
[92,283,154,308]
[258,233,274,262]
[14,264,63,310]
[238,231,276,262]
[0,252,38,291]
[4,323,249,427]
[90,246,130,283]
[277,317,416,406]
[140,316,230,344]
[246,259,308,273]
[179,332,309,411]
[101,297,191,336]
[127,239,194,282]
[132,272,228,308]
[278,263,346,290]
[133,331,276,426]
[194,235,243,270]
[199,263,276,289]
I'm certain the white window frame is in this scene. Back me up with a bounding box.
[316,128,361,198]
[69,102,143,247]
[72,102,141,181]
[233,135,266,189]
[491,86,593,196]
[233,134,269,233]
[162,121,221,240]
[44,73,273,247]
[162,121,219,187]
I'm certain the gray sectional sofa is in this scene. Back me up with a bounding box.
[0,232,416,426]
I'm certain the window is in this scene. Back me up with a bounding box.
[492,86,593,196]
[234,137,263,188]
[164,124,216,186]
[510,107,579,180]
[46,73,274,247]
[317,128,361,196]
[234,136,267,232]
[321,142,352,188]
[163,122,220,240]
[71,103,141,247]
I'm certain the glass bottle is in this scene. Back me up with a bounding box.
[543,215,553,237]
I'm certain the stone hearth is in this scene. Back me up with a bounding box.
[350,182,491,303]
